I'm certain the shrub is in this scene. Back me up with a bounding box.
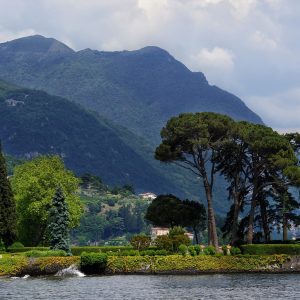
[130,235,151,251]
[127,250,140,256]
[188,246,196,256]
[230,247,242,255]
[0,240,6,251]
[8,242,24,249]
[155,235,173,252]
[172,235,191,252]
[24,250,67,257]
[80,252,108,274]
[140,250,156,256]
[204,246,216,255]
[168,226,185,238]
[155,249,168,256]
[241,244,300,255]
[194,245,201,255]
[178,244,188,256]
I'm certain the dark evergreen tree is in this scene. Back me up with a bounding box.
[0,143,17,248]
[48,186,71,255]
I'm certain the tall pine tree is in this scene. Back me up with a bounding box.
[48,186,71,255]
[0,143,17,248]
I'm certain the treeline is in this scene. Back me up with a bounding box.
[155,112,300,246]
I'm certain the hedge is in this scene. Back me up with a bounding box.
[7,247,49,253]
[106,254,290,274]
[24,250,67,257]
[241,244,300,255]
[71,246,134,255]
[80,252,108,274]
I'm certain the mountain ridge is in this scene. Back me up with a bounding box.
[0,35,263,144]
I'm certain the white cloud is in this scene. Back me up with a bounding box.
[251,30,277,50]
[246,88,300,130]
[191,47,235,72]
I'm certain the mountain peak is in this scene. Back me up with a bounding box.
[0,35,74,55]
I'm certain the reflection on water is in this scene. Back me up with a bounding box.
[0,273,300,300]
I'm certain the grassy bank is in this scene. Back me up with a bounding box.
[0,254,79,276]
[0,253,296,277]
[106,254,291,274]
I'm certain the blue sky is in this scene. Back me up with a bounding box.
[0,0,299,132]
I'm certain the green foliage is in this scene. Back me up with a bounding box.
[155,113,235,247]
[178,244,188,256]
[24,250,67,257]
[204,246,217,255]
[241,244,300,255]
[0,143,17,248]
[171,235,191,252]
[6,247,48,253]
[130,235,151,251]
[0,239,5,251]
[154,249,168,256]
[169,226,186,237]
[11,155,82,246]
[72,186,150,244]
[230,247,242,255]
[106,254,289,274]
[0,254,27,276]
[194,245,201,255]
[8,242,24,249]
[155,235,173,252]
[188,246,196,256]
[48,187,71,255]
[71,246,133,256]
[146,195,206,234]
[80,252,108,274]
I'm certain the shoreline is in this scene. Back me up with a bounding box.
[1,254,300,277]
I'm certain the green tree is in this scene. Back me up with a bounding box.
[0,143,17,248]
[11,155,83,246]
[48,186,71,254]
[182,200,206,244]
[218,123,300,244]
[146,194,206,243]
[155,112,234,248]
[145,194,183,227]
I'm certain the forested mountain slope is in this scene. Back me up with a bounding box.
[0,35,263,143]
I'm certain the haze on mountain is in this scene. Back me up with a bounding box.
[0,35,264,214]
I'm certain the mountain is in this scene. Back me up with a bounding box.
[0,79,182,194]
[0,35,263,144]
[0,35,264,214]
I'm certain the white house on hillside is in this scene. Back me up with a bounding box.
[138,192,157,200]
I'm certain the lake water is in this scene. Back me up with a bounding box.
[0,274,299,299]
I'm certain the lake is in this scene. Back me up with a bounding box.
[0,274,299,299]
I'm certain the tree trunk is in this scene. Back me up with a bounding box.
[203,179,218,248]
[247,193,256,244]
[282,196,288,241]
[259,198,270,243]
[283,213,288,241]
[231,194,241,246]
[193,226,199,244]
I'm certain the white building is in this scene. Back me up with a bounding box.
[139,192,157,200]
